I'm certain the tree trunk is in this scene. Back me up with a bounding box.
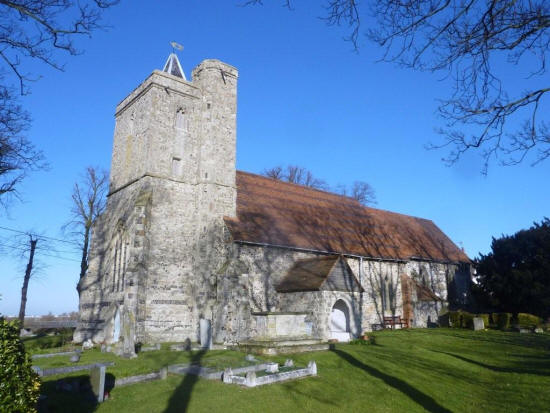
[18,238,37,327]
[76,225,90,297]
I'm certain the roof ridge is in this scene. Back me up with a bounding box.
[236,170,361,204]
[237,170,435,222]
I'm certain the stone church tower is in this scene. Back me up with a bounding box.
[74,54,238,345]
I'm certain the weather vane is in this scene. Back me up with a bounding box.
[171,41,184,53]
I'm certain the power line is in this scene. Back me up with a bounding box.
[0,225,80,246]
[0,242,81,263]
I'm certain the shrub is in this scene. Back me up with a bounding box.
[461,312,475,329]
[0,318,41,412]
[516,313,542,328]
[446,311,475,328]
[493,313,512,330]
[476,314,490,328]
[448,311,461,328]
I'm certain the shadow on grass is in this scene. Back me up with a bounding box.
[439,329,550,351]
[38,372,115,413]
[432,350,550,377]
[332,348,452,413]
[163,349,207,413]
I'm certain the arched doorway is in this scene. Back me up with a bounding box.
[330,299,351,342]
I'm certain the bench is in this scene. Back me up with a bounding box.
[383,315,408,329]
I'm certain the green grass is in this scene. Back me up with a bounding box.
[31,347,260,379]
[22,329,75,353]
[34,329,550,413]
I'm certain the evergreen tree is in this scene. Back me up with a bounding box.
[475,219,550,318]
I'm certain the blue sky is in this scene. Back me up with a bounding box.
[1,1,548,316]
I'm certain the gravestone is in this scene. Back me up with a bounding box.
[473,317,484,331]
[223,368,233,384]
[114,306,136,358]
[90,365,106,402]
[265,362,279,373]
[199,319,212,349]
[307,361,317,375]
[245,371,256,387]
[284,359,294,368]
[82,339,94,350]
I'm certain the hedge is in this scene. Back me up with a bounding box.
[0,319,41,413]
[492,313,513,330]
[447,311,475,328]
[515,313,542,328]
[476,314,490,328]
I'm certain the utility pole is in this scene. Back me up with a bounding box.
[18,236,37,327]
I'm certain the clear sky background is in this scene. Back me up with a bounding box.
[1,1,548,316]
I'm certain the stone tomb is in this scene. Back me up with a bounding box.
[222,360,317,387]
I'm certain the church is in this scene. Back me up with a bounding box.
[74,53,472,352]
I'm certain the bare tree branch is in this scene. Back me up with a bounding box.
[62,166,108,296]
[262,164,377,205]
[248,1,550,172]
[0,86,44,209]
[0,0,119,94]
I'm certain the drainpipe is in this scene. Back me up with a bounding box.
[359,257,364,334]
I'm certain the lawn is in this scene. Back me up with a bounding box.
[31,329,550,413]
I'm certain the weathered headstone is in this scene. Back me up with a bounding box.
[70,354,80,363]
[223,368,233,384]
[90,365,106,403]
[265,362,279,373]
[473,317,484,331]
[114,306,137,358]
[160,367,168,380]
[82,339,94,350]
[284,359,294,368]
[245,354,257,362]
[307,361,317,375]
[245,371,256,387]
[199,318,212,349]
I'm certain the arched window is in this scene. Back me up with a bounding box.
[112,226,129,292]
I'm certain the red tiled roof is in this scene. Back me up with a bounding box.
[224,171,470,263]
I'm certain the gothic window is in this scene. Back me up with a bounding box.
[382,275,394,312]
[112,227,129,292]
